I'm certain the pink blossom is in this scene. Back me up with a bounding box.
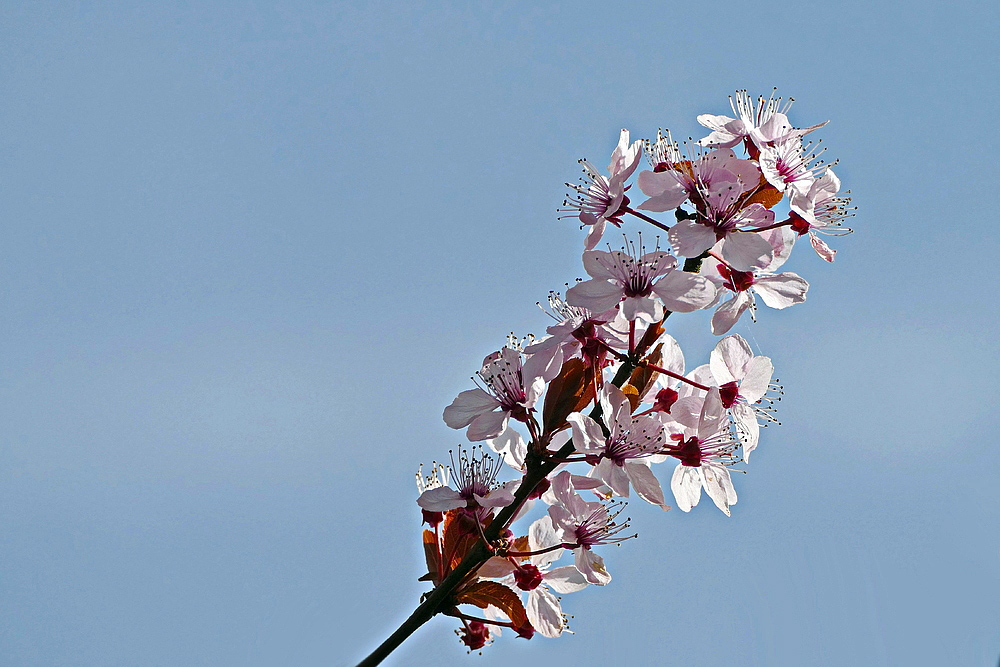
[561,130,643,250]
[443,347,545,441]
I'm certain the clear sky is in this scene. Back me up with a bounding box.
[1,1,998,665]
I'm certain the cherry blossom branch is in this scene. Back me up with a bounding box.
[355,251,709,666]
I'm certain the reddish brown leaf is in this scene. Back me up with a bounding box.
[455,580,529,629]
[743,177,783,209]
[441,509,492,574]
[634,320,665,357]
[624,343,664,410]
[542,357,595,434]
[422,529,440,584]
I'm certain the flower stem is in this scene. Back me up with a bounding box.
[625,206,671,233]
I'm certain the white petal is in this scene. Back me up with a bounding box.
[584,217,608,250]
[625,462,669,509]
[566,279,623,314]
[575,548,612,585]
[810,232,837,262]
[545,566,589,594]
[754,273,809,309]
[670,464,702,512]
[582,250,618,281]
[477,556,516,578]
[739,355,773,403]
[416,486,465,511]
[527,587,565,638]
[567,412,607,455]
[668,219,717,258]
[466,409,509,441]
[698,388,728,438]
[702,464,736,516]
[711,293,751,336]
[443,388,501,429]
[529,515,565,568]
[721,231,773,271]
[653,271,717,313]
[711,334,753,384]
[731,402,760,461]
[621,295,663,322]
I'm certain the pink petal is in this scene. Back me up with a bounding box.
[443,388,501,429]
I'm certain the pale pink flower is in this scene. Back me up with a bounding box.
[566,385,670,509]
[697,89,827,151]
[664,388,741,515]
[667,176,776,271]
[758,136,832,197]
[547,471,635,585]
[709,334,779,460]
[502,516,589,638]
[561,129,643,250]
[636,136,759,213]
[416,447,516,512]
[703,229,808,335]
[443,347,545,441]
[789,168,855,262]
[566,241,716,322]
[522,292,626,383]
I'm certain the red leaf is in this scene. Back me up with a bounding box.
[455,580,530,630]
[543,358,595,434]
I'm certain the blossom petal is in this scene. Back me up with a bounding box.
[731,402,760,461]
[636,170,688,211]
[416,486,465,511]
[810,232,837,262]
[754,273,809,309]
[466,409,509,442]
[545,566,589,594]
[625,462,669,509]
[575,548,612,585]
[477,556,516,578]
[653,271,717,313]
[711,293,751,335]
[566,279,623,314]
[670,464,702,512]
[702,464,736,516]
[739,355,773,403]
[443,388,501,429]
[529,515,565,568]
[721,231,773,271]
[527,586,565,638]
[668,219,717,258]
[711,334,753,384]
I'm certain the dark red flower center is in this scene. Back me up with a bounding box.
[653,387,679,413]
[718,381,741,408]
[789,211,811,236]
[669,433,703,467]
[514,564,544,591]
[717,263,754,292]
[460,621,490,650]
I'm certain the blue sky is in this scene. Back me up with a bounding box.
[1,1,998,665]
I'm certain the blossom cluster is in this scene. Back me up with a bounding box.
[413,91,853,651]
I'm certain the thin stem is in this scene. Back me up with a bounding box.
[504,542,578,558]
[444,609,517,629]
[750,218,792,233]
[639,360,711,392]
[624,206,671,233]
